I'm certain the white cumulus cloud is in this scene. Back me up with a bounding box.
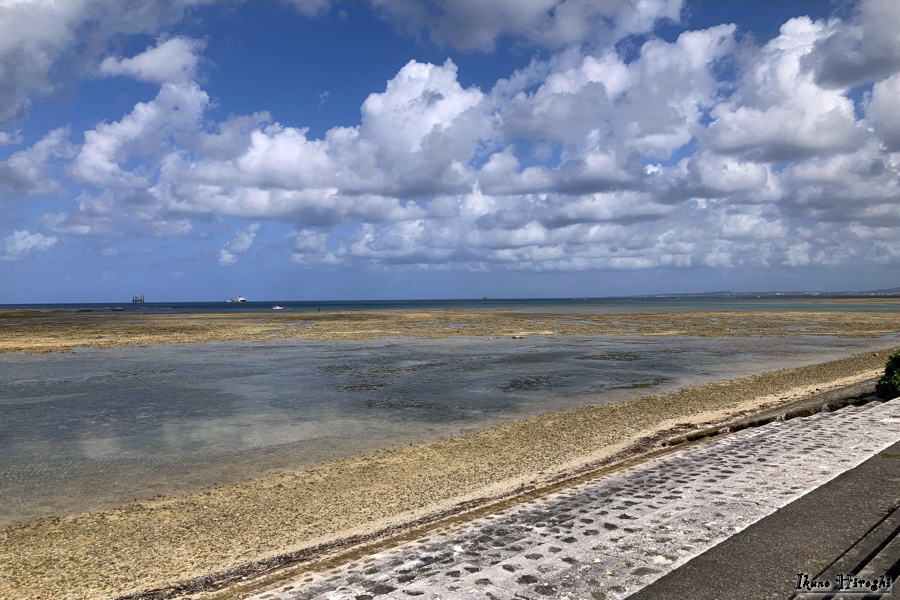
[70,82,209,187]
[0,127,74,200]
[867,73,900,151]
[705,16,866,162]
[1,230,57,261]
[802,0,900,88]
[218,223,261,266]
[0,0,189,127]
[98,37,206,85]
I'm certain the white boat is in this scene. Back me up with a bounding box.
[236,296,246,302]
[272,305,285,310]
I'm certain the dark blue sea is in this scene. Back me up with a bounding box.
[4,296,900,314]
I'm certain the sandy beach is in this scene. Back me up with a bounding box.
[1,306,897,600]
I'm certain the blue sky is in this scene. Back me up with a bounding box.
[1,1,899,303]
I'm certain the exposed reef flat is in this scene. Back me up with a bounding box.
[0,348,895,600]
[3,307,900,354]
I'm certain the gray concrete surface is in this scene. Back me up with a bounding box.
[242,399,900,600]
[629,441,900,600]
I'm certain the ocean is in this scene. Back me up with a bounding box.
[3,295,900,314]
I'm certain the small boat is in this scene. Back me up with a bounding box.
[236,296,246,302]
[272,305,285,310]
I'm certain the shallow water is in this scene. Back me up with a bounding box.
[0,334,896,525]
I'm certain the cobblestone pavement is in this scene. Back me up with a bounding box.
[248,399,900,600]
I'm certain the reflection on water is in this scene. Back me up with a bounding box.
[0,334,896,524]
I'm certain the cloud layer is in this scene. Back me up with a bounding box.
[2,0,900,284]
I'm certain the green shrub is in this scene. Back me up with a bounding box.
[876,350,900,399]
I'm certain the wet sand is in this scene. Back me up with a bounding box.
[3,308,900,354]
[1,343,896,600]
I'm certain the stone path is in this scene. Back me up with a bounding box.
[247,399,900,600]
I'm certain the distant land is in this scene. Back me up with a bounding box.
[642,286,900,299]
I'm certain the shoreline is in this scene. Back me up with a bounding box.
[1,347,896,600]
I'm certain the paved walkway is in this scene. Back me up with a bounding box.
[246,399,900,600]
[628,436,900,600]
